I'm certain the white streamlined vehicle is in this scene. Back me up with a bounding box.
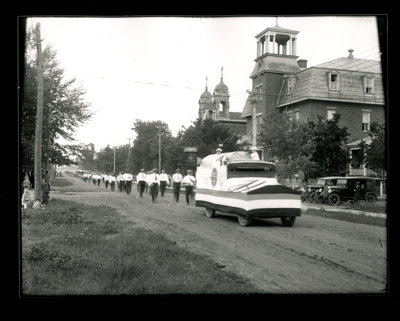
[195,151,302,227]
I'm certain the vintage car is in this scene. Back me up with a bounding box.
[195,151,302,227]
[302,178,331,203]
[320,176,381,205]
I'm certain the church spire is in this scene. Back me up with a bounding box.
[205,76,208,91]
[221,66,224,81]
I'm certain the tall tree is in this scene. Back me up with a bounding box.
[257,109,317,181]
[131,120,174,173]
[311,114,351,177]
[177,118,241,159]
[358,122,386,178]
[21,28,93,175]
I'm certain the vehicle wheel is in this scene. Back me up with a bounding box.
[281,216,296,227]
[309,192,316,203]
[238,215,252,227]
[301,195,307,202]
[365,194,377,204]
[328,193,340,206]
[315,195,324,204]
[205,207,216,218]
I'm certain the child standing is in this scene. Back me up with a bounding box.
[21,187,31,209]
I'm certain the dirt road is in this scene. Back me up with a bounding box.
[52,177,387,294]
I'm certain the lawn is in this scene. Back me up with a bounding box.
[21,199,256,295]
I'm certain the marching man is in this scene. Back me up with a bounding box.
[182,169,196,205]
[159,169,170,197]
[136,169,147,198]
[147,168,159,203]
[171,168,183,202]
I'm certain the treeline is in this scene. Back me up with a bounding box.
[77,118,244,175]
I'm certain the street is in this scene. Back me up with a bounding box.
[52,177,387,294]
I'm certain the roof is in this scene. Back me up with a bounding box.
[228,111,246,121]
[276,60,385,108]
[347,135,372,148]
[315,57,382,74]
[214,80,229,96]
[255,25,299,38]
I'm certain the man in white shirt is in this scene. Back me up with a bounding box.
[116,173,123,192]
[136,169,146,197]
[171,168,183,202]
[159,169,169,197]
[123,172,133,195]
[250,148,260,160]
[182,169,196,205]
[109,174,116,191]
[147,168,159,203]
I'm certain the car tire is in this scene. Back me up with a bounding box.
[365,193,377,204]
[238,215,252,227]
[328,193,340,206]
[205,207,216,218]
[316,195,324,204]
[281,216,296,227]
[309,192,316,203]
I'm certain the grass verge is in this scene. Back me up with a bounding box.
[305,208,386,227]
[21,199,256,295]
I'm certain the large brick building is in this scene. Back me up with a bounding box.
[241,23,385,176]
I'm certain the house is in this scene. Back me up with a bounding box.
[241,23,385,176]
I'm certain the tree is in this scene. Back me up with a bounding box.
[257,109,317,181]
[178,118,241,158]
[21,29,93,176]
[131,120,175,173]
[310,114,351,177]
[358,122,386,178]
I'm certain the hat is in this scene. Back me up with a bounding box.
[187,169,193,173]
[216,148,222,152]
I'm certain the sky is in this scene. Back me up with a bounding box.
[27,16,382,151]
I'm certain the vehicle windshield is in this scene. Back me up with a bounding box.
[317,179,327,185]
[227,163,276,179]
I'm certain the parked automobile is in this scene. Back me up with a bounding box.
[320,176,380,206]
[302,178,330,203]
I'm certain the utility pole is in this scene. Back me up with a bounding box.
[126,138,132,172]
[34,22,44,201]
[113,146,116,174]
[157,126,161,173]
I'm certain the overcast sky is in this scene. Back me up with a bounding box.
[28,16,382,151]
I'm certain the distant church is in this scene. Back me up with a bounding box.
[198,68,247,140]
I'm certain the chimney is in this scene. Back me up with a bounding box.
[297,59,308,69]
[348,49,354,58]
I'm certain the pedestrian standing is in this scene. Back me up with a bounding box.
[182,170,196,205]
[159,169,169,197]
[104,174,109,189]
[147,168,159,203]
[124,172,133,195]
[172,169,183,202]
[354,181,361,204]
[21,187,31,209]
[137,169,147,198]
[41,179,51,206]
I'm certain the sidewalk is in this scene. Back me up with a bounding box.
[302,202,386,219]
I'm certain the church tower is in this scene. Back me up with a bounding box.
[213,67,230,119]
[198,77,216,120]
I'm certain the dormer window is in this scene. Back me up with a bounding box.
[363,76,375,94]
[287,76,296,95]
[328,72,340,91]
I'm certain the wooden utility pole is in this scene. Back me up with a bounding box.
[33,22,44,201]
[158,126,161,173]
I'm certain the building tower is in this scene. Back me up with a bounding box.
[198,77,216,120]
[213,67,230,119]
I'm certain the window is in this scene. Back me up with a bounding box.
[362,111,370,132]
[364,76,374,94]
[287,76,296,95]
[329,72,340,90]
[294,110,299,121]
[327,108,336,120]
